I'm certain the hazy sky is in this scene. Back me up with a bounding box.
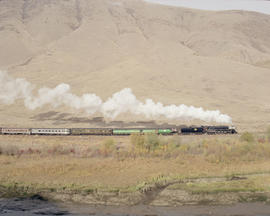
[144,0,270,15]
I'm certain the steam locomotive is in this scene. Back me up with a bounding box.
[0,126,237,136]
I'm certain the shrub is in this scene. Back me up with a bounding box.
[240,132,255,143]
[0,144,19,156]
[101,138,116,156]
[50,144,66,154]
[167,135,182,151]
[144,133,160,152]
[266,126,270,142]
[258,137,266,143]
[178,144,190,154]
[130,134,144,150]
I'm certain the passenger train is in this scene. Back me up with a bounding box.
[0,126,237,136]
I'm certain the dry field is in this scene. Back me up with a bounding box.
[1,130,270,194]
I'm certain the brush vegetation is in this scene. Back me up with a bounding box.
[1,128,270,199]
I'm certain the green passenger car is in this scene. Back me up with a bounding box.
[113,128,175,135]
[71,128,113,135]
[113,129,141,135]
[158,129,173,135]
[141,129,157,134]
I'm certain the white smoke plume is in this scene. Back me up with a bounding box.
[25,83,102,114]
[0,71,33,104]
[0,71,232,124]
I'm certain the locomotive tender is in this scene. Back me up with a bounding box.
[0,126,237,136]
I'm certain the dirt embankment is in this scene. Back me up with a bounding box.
[1,174,270,206]
[46,176,270,206]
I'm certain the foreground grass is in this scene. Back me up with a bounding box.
[1,130,270,199]
[1,155,270,194]
[168,176,270,194]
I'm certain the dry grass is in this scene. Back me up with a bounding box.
[168,175,270,195]
[1,155,270,190]
[0,135,129,157]
[1,133,270,163]
[0,131,270,193]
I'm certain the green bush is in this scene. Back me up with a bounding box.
[240,132,255,143]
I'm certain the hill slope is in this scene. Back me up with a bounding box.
[0,0,270,131]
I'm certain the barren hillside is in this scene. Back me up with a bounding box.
[0,0,270,131]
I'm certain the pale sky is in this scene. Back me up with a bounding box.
[144,0,270,15]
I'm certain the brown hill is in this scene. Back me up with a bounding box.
[0,0,270,131]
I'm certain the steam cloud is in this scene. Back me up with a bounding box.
[0,71,232,123]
